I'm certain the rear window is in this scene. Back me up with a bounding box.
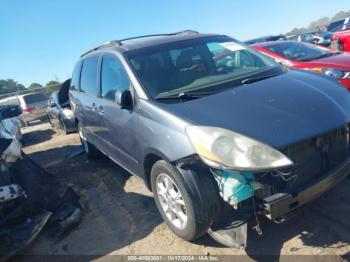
[22,93,48,104]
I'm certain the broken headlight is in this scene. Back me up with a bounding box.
[186,126,293,171]
[306,67,350,79]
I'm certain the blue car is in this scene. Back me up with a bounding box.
[69,31,350,247]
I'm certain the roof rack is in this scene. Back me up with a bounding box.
[80,30,199,57]
[80,40,122,57]
[119,30,199,42]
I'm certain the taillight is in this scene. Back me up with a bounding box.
[23,106,36,113]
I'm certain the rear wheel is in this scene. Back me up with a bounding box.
[78,123,100,158]
[151,160,222,241]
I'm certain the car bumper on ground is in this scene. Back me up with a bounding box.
[263,157,350,220]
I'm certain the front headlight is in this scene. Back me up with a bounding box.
[307,67,350,79]
[186,126,293,171]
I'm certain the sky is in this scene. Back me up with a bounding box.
[0,0,349,87]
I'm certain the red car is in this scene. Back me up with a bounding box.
[332,30,350,52]
[252,41,350,90]
[328,17,350,52]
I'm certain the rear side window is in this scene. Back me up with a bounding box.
[101,56,130,101]
[23,93,48,104]
[80,56,99,96]
[70,61,82,91]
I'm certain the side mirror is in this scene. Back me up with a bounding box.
[115,89,132,109]
[0,105,23,120]
[49,102,57,108]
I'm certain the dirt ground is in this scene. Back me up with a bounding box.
[19,123,350,261]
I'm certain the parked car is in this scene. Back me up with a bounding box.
[327,17,350,33]
[70,31,350,247]
[0,104,81,258]
[244,34,286,45]
[331,29,350,52]
[0,92,49,126]
[327,17,350,52]
[286,31,333,47]
[252,40,350,90]
[1,117,22,142]
[47,79,76,134]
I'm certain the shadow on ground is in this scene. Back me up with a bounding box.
[22,130,350,259]
[22,128,56,147]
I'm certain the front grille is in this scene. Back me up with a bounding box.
[281,124,350,189]
[255,125,350,195]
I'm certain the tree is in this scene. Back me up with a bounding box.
[44,80,61,95]
[331,10,350,22]
[0,79,26,95]
[286,9,350,35]
[28,83,43,90]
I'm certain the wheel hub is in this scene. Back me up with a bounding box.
[156,173,187,230]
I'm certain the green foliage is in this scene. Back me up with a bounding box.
[28,82,43,90]
[44,80,61,95]
[286,10,350,36]
[0,79,26,95]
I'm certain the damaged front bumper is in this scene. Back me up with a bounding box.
[263,157,350,220]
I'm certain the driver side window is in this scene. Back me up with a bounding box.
[101,55,130,101]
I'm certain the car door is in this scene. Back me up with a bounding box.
[98,54,140,174]
[79,55,104,146]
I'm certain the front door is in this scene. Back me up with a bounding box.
[98,54,140,174]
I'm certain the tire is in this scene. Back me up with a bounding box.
[19,119,27,128]
[59,117,68,135]
[47,115,53,127]
[151,160,222,241]
[78,123,100,158]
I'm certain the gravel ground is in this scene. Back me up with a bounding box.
[19,123,350,261]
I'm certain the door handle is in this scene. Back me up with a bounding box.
[98,105,104,114]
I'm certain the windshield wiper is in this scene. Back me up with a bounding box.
[156,91,218,100]
[241,73,281,85]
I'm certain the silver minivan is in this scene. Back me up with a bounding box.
[0,93,48,126]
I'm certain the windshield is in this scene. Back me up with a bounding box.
[265,41,337,62]
[127,36,281,99]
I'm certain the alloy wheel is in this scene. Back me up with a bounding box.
[156,173,188,229]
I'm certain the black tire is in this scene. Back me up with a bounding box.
[19,119,27,128]
[59,117,68,135]
[151,160,222,241]
[47,115,53,127]
[78,123,101,158]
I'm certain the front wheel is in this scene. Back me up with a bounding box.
[78,123,100,158]
[151,160,221,241]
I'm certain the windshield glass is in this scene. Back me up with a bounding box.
[265,41,336,62]
[127,36,281,98]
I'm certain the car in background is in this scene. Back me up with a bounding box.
[0,104,23,142]
[286,31,333,47]
[252,41,350,90]
[0,92,49,126]
[71,31,350,247]
[244,34,286,45]
[327,17,350,52]
[331,28,350,52]
[47,79,76,134]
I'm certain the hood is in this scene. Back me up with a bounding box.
[158,70,350,148]
[306,53,350,69]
